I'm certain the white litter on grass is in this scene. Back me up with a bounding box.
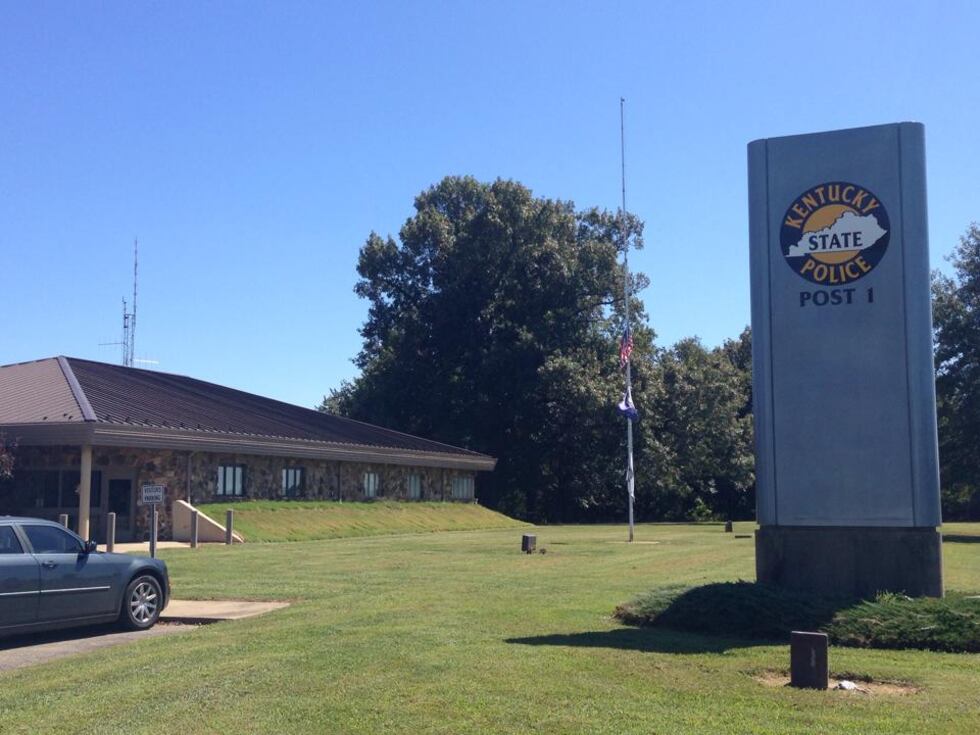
[835,680,870,693]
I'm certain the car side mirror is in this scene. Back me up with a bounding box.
[82,539,98,554]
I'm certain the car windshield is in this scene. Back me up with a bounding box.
[23,524,82,554]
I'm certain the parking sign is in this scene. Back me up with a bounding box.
[140,484,166,505]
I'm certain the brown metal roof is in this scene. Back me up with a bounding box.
[0,357,493,467]
[0,358,84,424]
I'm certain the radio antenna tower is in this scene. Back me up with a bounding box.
[128,238,137,368]
[101,239,138,366]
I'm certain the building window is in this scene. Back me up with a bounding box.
[90,471,103,507]
[13,469,60,508]
[39,470,61,508]
[451,476,475,500]
[282,467,305,498]
[61,470,103,508]
[16,469,100,509]
[217,465,246,496]
[362,472,379,499]
[407,473,421,500]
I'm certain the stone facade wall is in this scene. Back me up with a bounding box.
[187,453,466,504]
[5,445,478,541]
[11,445,190,541]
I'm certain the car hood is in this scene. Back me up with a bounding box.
[94,551,167,569]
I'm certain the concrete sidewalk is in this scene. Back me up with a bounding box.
[97,541,192,553]
[161,599,290,623]
[97,541,242,554]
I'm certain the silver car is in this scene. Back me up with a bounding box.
[0,517,169,635]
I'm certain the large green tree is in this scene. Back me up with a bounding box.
[325,176,652,521]
[933,223,980,519]
[637,333,755,522]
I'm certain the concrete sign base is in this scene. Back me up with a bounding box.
[756,526,943,598]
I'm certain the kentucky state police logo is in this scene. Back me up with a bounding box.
[780,182,890,285]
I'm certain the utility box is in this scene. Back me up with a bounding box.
[521,534,536,554]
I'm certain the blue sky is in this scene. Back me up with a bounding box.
[2,1,978,407]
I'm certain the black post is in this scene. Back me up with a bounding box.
[790,631,829,689]
[150,504,158,558]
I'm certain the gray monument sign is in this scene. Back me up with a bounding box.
[748,122,943,597]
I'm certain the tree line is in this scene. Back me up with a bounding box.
[324,177,976,522]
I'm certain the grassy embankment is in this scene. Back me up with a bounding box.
[0,521,977,734]
[196,499,528,542]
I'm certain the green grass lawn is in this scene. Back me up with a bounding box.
[196,499,528,541]
[0,521,978,734]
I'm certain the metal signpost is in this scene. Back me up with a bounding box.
[748,123,943,598]
[140,484,165,558]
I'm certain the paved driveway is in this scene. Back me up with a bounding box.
[0,600,288,673]
[0,623,192,673]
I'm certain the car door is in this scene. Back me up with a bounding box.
[0,525,40,629]
[22,524,117,622]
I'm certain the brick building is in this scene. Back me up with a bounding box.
[0,357,495,542]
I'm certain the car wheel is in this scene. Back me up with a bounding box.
[120,574,163,631]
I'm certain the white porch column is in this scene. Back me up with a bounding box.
[78,444,93,540]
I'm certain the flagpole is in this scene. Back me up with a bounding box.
[620,97,635,543]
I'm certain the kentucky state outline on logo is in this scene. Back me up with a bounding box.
[779,181,890,285]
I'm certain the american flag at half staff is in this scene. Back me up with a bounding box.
[619,325,634,369]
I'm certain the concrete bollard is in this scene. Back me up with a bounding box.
[107,512,116,553]
[790,631,829,689]
[190,509,199,549]
[521,534,536,554]
[225,509,234,545]
[58,513,69,528]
